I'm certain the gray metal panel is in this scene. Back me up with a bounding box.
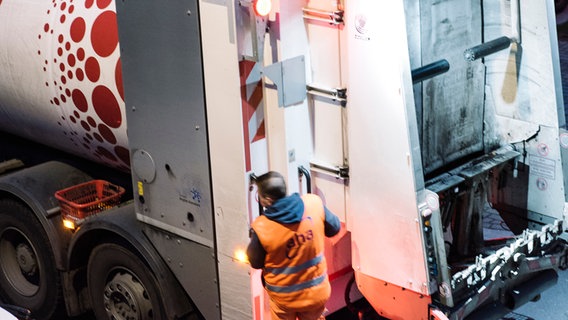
[143,224,219,320]
[117,0,212,245]
[115,0,220,318]
[263,56,307,107]
[548,0,566,128]
[419,0,484,174]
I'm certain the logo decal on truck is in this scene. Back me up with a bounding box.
[354,14,370,41]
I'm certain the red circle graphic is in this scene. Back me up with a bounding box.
[96,146,117,161]
[87,116,97,127]
[115,146,131,165]
[76,68,85,81]
[67,54,76,67]
[115,58,124,101]
[85,57,101,82]
[70,17,86,43]
[77,47,85,61]
[91,11,119,57]
[80,120,91,131]
[97,0,112,9]
[92,86,122,128]
[72,89,88,112]
[98,123,117,144]
[93,132,103,143]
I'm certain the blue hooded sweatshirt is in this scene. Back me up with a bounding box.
[247,193,341,269]
[263,192,305,224]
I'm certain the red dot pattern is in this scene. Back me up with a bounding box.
[92,85,121,128]
[67,54,76,67]
[85,57,100,82]
[96,146,117,161]
[76,68,85,81]
[38,0,129,168]
[77,47,85,61]
[87,116,96,127]
[115,146,130,165]
[97,0,112,9]
[91,11,118,58]
[115,58,124,100]
[98,123,116,144]
[70,17,85,42]
[72,89,88,112]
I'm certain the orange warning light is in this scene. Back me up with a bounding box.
[253,0,271,17]
[234,248,249,264]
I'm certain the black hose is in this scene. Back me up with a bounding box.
[411,59,450,83]
[464,36,512,61]
[344,274,381,319]
[344,274,358,314]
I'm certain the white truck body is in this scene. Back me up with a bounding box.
[0,0,567,319]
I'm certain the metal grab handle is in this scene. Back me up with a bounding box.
[302,7,344,25]
[310,161,349,179]
[298,166,312,194]
[249,173,264,216]
[306,84,347,107]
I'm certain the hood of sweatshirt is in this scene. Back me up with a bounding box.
[263,193,304,224]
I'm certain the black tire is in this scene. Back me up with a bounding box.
[87,244,165,320]
[0,199,61,320]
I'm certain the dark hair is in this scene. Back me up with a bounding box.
[256,171,287,200]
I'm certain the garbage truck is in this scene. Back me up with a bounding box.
[0,0,567,319]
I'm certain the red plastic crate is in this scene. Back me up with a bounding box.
[55,180,125,220]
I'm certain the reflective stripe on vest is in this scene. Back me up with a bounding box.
[265,253,324,275]
[265,273,327,293]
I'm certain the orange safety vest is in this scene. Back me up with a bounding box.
[252,194,331,308]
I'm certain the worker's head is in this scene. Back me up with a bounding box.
[256,171,286,207]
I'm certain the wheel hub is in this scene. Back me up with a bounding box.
[0,228,40,296]
[103,272,151,320]
[16,243,37,276]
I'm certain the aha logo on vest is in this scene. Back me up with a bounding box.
[285,216,314,259]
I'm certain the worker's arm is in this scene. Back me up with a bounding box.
[324,206,341,237]
[246,229,266,269]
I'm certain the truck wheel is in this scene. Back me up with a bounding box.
[87,243,165,320]
[0,199,61,320]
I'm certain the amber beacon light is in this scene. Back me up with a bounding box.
[253,0,271,16]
